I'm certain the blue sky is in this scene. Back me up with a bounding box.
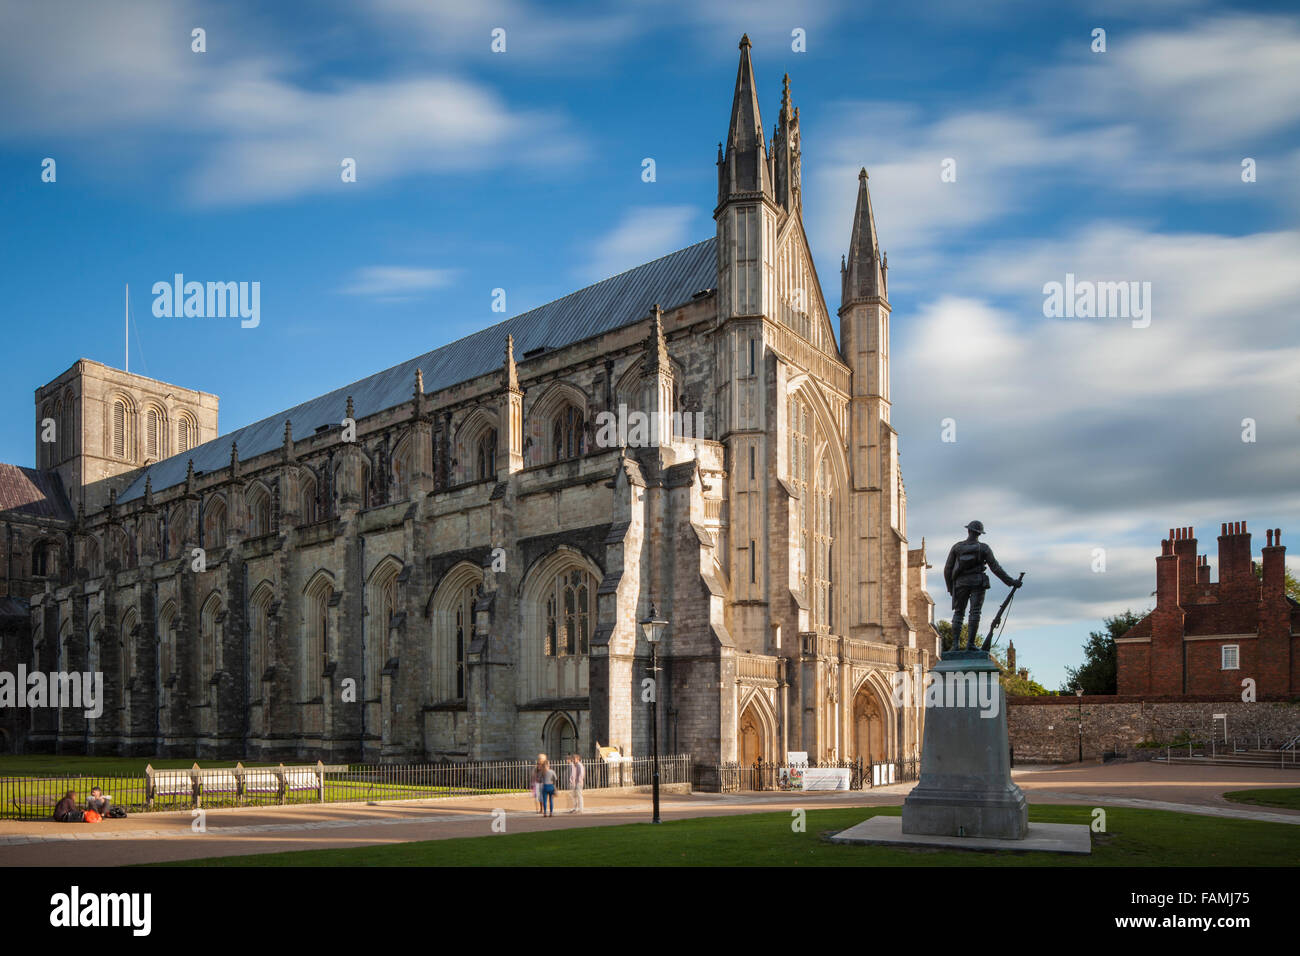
[1,0,1297,687]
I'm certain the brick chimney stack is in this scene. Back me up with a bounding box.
[1150,534,1186,695]
[1261,529,1285,597]
[1218,521,1254,602]
[1156,534,1180,607]
[1172,526,1197,604]
[1196,554,1210,586]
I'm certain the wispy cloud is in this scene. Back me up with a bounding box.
[340,265,458,299]
[577,205,699,282]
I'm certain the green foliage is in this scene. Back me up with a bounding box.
[1060,609,1146,695]
[1253,560,1300,602]
[1223,788,1300,811]
[934,619,967,653]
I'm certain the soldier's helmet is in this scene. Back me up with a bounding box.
[965,520,986,535]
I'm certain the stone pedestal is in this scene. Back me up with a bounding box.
[902,652,1028,840]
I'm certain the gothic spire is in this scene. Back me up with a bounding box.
[642,305,669,376]
[503,334,519,392]
[841,168,886,304]
[772,71,801,214]
[719,34,771,202]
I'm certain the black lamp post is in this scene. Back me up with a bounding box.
[641,602,668,824]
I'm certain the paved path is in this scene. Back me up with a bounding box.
[1,760,1296,866]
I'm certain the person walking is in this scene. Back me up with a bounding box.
[533,754,547,814]
[567,753,585,813]
[539,756,557,817]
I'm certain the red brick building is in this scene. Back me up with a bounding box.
[1117,522,1299,697]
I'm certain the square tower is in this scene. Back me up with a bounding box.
[34,359,218,513]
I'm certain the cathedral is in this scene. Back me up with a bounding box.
[0,37,939,776]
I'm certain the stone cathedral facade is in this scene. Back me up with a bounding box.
[0,37,939,771]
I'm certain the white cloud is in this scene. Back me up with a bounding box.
[577,205,699,282]
[340,265,458,298]
[0,0,585,204]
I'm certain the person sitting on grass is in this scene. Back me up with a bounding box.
[86,787,112,816]
[52,790,85,823]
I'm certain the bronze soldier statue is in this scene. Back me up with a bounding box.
[944,520,1022,652]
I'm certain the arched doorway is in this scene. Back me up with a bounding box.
[852,686,886,764]
[738,704,763,767]
[545,713,577,760]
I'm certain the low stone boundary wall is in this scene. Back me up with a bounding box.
[1007,696,1300,763]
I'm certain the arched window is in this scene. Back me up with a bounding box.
[31,539,56,578]
[365,559,401,697]
[246,483,272,536]
[391,437,413,501]
[431,563,481,701]
[477,429,497,481]
[199,592,224,687]
[158,600,177,678]
[110,396,135,461]
[552,405,585,462]
[107,527,134,570]
[166,503,188,558]
[202,496,227,546]
[249,583,274,691]
[87,615,102,677]
[120,607,138,683]
[50,399,62,465]
[303,574,333,698]
[177,413,197,453]
[813,456,834,630]
[545,569,592,657]
[82,536,102,577]
[144,405,166,461]
[299,472,319,524]
[59,390,75,462]
[789,393,811,595]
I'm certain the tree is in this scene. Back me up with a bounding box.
[934,619,966,654]
[1253,560,1300,602]
[1060,609,1146,695]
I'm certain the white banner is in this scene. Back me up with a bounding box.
[801,767,851,791]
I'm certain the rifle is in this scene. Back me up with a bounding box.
[981,571,1025,653]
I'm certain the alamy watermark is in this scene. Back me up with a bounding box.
[1042,273,1151,328]
[0,667,103,718]
[891,666,1001,719]
[592,404,707,448]
[152,274,260,328]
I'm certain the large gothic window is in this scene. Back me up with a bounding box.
[431,566,481,701]
[545,569,592,657]
[120,608,138,683]
[365,560,401,697]
[249,583,274,691]
[789,394,811,595]
[302,575,333,699]
[391,436,413,501]
[552,406,585,462]
[199,592,223,688]
[158,601,177,678]
[814,456,835,630]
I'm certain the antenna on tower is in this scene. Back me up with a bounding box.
[125,283,129,373]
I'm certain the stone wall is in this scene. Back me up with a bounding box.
[1007,695,1300,763]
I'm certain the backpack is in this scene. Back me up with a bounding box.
[955,542,984,575]
[108,806,127,819]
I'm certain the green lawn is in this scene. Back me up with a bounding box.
[151,804,1300,867]
[1223,787,1300,811]
[0,755,272,776]
[0,755,521,818]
